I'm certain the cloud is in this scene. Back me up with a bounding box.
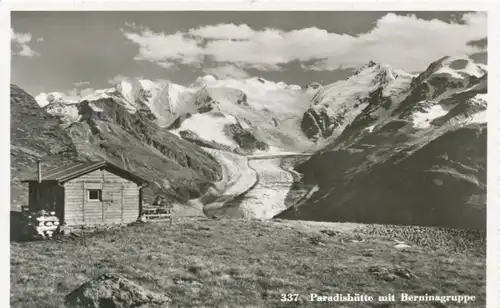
[73,81,90,87]
[11,28,42,58]
[203,27,355,68]
[122,24,203,66]
[307,12,488,72]
[467,37,487,49]
[11,28,31,44]
[189,23,254,40]
[157,61,177,69]
[203,64,250,79]
[122,12,487,73]
[79,88,95,97]
[66,87,95,100]
[107,74,132,85]
[37,37,44,42]
[108,74,160,84]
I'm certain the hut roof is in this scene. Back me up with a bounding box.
[21,160,147,185]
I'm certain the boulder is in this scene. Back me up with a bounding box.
[64,273,170,308]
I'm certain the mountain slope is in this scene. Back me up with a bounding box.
[278,56,487,230]
[11,85,223,208]
[278,123,486,229]
[11,85,80,208]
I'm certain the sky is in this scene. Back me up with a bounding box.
[11,11,487,98]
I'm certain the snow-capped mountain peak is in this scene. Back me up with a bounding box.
[429,55,485,82]
[37,74,317,154]
[411,55,486,89]
[114,80,134,102]
[301,55,487,144]
[191,75,218,88]
[301,61,414,141]
[137,78,157,91]
[353,60,380,75]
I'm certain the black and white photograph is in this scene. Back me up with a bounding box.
[6,3,497,308]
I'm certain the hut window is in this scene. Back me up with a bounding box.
[88,189,102,201]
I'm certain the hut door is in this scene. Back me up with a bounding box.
[102,183,124,224]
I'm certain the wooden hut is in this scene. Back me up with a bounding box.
[21,160,148,226]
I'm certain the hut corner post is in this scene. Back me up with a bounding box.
[139,186,143,217]
[36,160,42,207]
[37,160,42,183]
[138,181,149,219]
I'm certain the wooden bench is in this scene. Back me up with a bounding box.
[142,206,173,223]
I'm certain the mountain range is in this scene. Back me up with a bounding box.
[11,54,487,229]
[279,55,487,230]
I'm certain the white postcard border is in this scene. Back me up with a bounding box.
[2,1,498,307]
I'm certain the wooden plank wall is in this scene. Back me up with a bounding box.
[64,169,140,226]
[28,183,37,210]
[28,182,61,213]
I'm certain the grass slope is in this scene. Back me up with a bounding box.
[11,218,485,308]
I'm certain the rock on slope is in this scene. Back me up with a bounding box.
[278,56,487,230]
[11,84,223,208]
[64,273,170,308]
